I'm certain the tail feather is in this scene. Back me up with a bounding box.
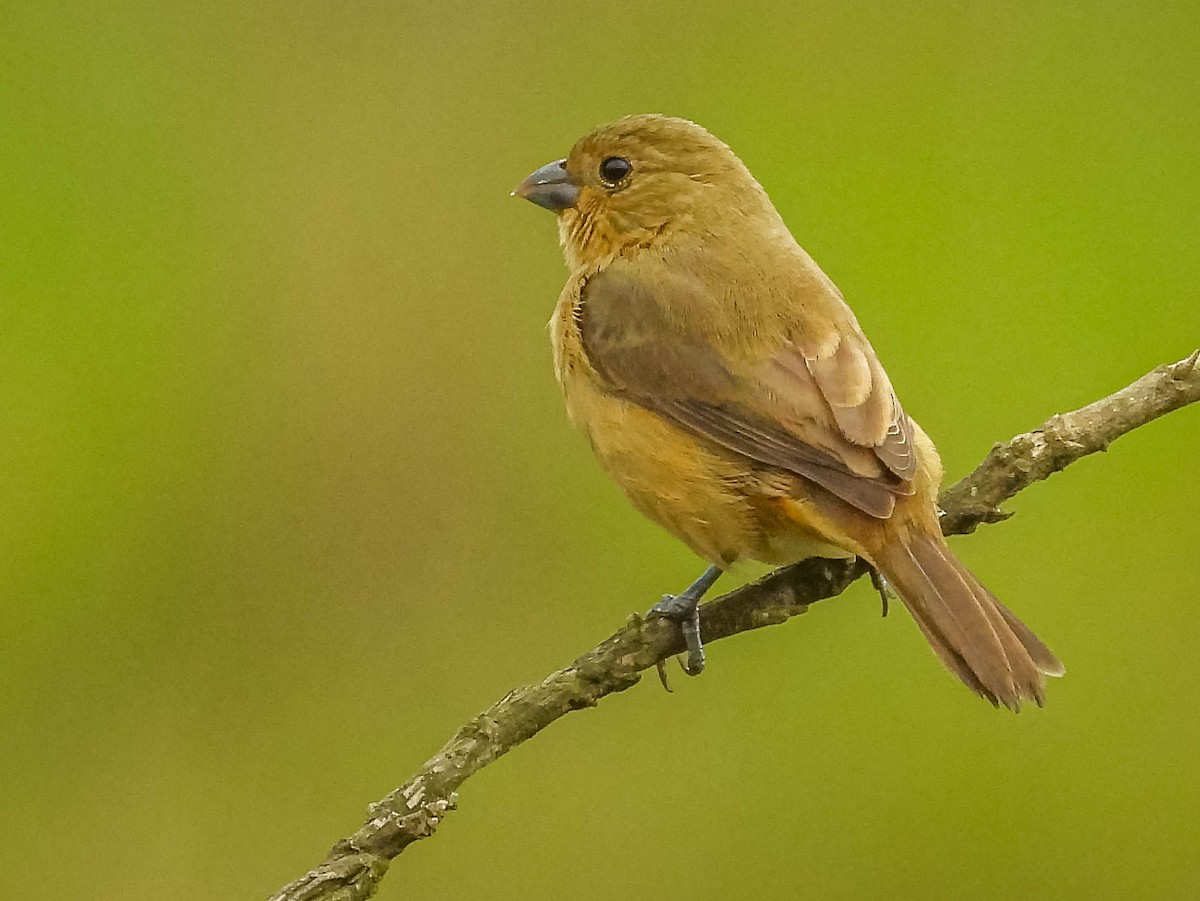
[929,537,1051,707]
[873,529,1062,710]
[904,603,999,706]
[992,597,1066,678]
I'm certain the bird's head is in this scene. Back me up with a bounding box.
[514,114,778,270]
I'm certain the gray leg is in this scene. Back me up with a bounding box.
[648,564,723,676]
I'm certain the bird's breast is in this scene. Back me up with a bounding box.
[550,282,741,563]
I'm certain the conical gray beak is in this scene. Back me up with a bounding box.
[513,159,580,211]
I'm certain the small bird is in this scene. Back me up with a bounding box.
[514,114,1063,709]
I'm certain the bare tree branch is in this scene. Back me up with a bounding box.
[268,350,1200,901]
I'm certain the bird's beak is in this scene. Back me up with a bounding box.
[512,158,580,212]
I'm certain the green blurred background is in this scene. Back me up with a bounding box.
[3,2,1198,899]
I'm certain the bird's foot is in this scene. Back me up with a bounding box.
[647,593,706,676]
[643,565,723,680]
[648,592,698,619]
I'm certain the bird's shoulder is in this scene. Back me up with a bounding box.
[577,240,862,371]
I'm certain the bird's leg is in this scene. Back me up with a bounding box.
[869,565,893,617]
[648,564,723,676]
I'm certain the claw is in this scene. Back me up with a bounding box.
[643,565,722,682]
[655,659,674,692]
[869,567,893,618]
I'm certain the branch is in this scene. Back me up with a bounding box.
[268,350,1200,901]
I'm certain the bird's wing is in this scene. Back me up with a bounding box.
[578,266,916,519]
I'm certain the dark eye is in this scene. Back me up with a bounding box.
[599,156,632,186]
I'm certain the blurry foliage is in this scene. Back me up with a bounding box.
[1,2,1198,899]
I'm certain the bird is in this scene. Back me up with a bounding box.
[513,114,1063,709]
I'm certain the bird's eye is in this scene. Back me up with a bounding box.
[599,156,632,186]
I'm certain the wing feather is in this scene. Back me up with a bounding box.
[578,265,917,517]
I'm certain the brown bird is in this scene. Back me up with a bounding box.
[514,114,1063,709]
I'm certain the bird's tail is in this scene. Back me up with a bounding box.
[870,528,1064,710]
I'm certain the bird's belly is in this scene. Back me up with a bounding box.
[561,370,855,567]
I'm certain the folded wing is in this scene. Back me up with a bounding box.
[578,266,915,518]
